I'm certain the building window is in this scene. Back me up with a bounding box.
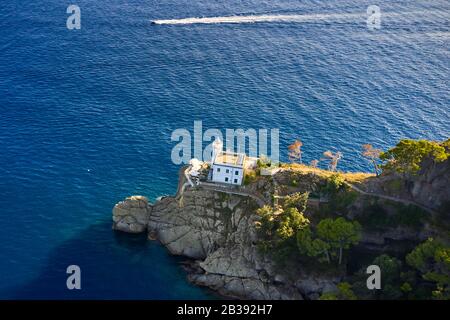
[234,179,238,183]
[235,171,239,175]
[226,169,229,173]
[225,177,229,182]
[217,167,220,172]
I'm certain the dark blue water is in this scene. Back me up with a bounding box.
[0,0,448,299]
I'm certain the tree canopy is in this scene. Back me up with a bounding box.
[256,192,310,244]
[297,217,361,265]
[380,139,448,175]
[406,238,450,299]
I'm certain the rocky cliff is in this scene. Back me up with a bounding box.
[112,175,339,299]
[362,157,450,215]
[111,154,449,299]
[112,195,151,233]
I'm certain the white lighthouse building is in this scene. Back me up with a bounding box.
[210,138,246,185]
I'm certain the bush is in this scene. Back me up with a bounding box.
[283,192,309,212]
[257,156,271,169]
[386,179,404,193]
[406,238,450,300]
[244,170,257,185]
[358,201,426,231]
[322,173,345,195]
[392,204,427,230]
[380,139,448,175]
[255,195,311,267]
[333,190,358,210]
[320,282,357,300]
[357,203,390,231]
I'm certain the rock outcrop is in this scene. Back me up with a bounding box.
[410,157,449,213]
[363,155,450,215]
[112,196,151,233]
[112,183,340,299]
[148,187,314,299]
[111,142,450,300]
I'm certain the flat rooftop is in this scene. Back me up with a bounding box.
[214,151,245,167]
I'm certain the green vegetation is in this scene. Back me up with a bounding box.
[321,173,345,196]
[290,179,299,187]
[297,217,361,265]
[276,207,310,240]
[319,173,359,217]
[380,139,448,176]
[393,203,427,230]
[406,238,450,300]
[319,282,357,300]
[257,155,272,169]
[357,200,427,231]
[283,192,309,213]
[348,240,450,300]
[356,203,389,231]
[385,178,403,193]
[243,170,257,185]
[250,138,449,299]
[256,187,361,269]
[371,254,403,299]
[318,173,359,214]
[350,254,404,300]
[332,190,358,211]
[255,192,310,261]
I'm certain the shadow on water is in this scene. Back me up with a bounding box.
[8,222,215,300]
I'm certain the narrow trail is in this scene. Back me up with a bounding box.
[198,182,268,207]
[273,167,437,215]
[177,166,437,215]
[344,181,438,216]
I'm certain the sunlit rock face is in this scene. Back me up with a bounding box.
[112,196,151,233]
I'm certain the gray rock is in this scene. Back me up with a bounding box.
[112,195,150,233]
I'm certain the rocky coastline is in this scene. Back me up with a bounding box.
[112,147,449,299]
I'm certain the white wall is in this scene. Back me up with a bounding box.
[211,164,243,185]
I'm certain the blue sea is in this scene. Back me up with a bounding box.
[0,0,448,299]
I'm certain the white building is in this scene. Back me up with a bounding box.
[210,138,250,185]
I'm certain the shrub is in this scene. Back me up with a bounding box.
[255,194,311,264]
[380,139,448,175]
[357,203,390,231]
[244,170,257,185]
[358,202,426,231]
[386,179,404,193]
[392,204,427,230]
[322,173,345,195]
[257,156,271,169]
[283,192,309,212]
[320,282,357,300]
[406,238,450,300]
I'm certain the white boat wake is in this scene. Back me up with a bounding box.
[151,10,445,26]
[151,12,365,25]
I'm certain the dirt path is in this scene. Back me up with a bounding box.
[198,181,268,207]
[344,181,437,215]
